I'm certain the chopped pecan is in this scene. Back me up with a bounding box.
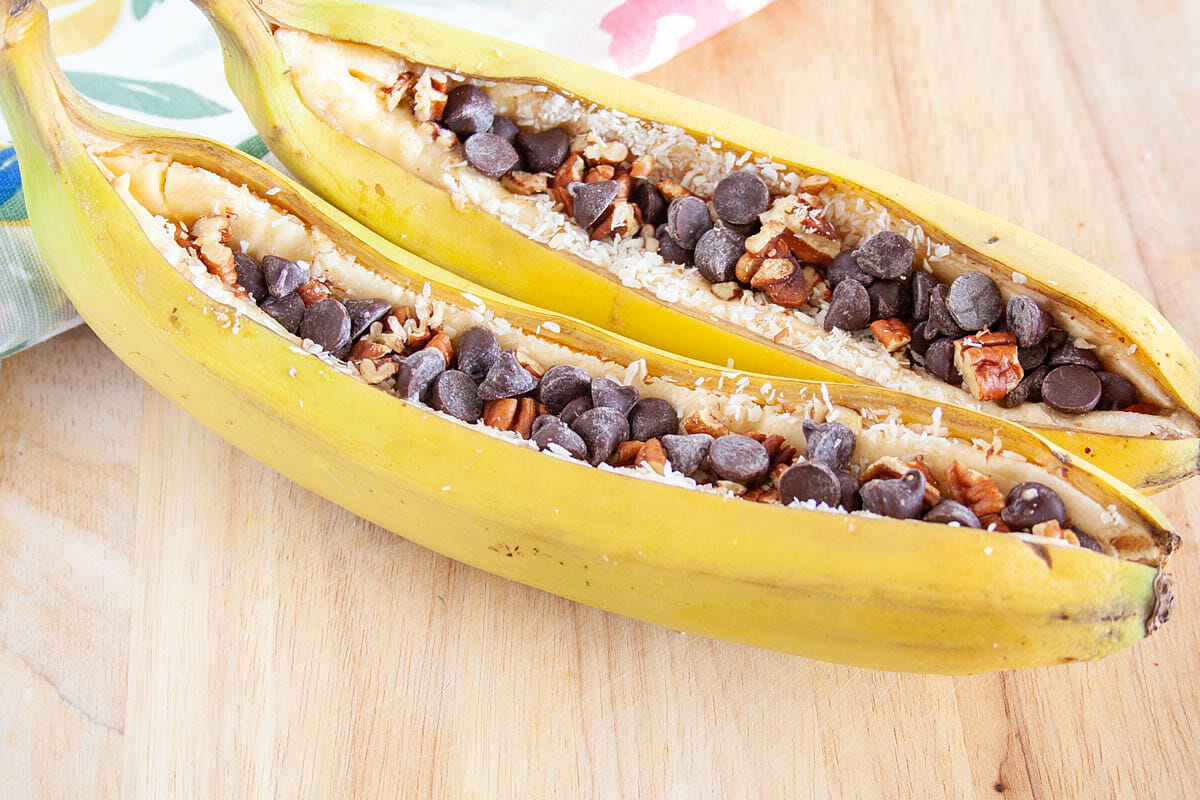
[861,456,942,508]
[635,438,667,474]
[746,195,841,264]
[656,179,694,201]
[412,69,448,122]
[514,349,545,379]
[799,174,831,194]
[296,278,331,307]
[944,460,1005,518]
[954,332,1023,402]
[358,357,398,385]
[500,171,548,196]
[349,340,391,361]
[549,186,573,218]
[610,440,645,467]
[682,408,730,438]
[629,155,654,179]
[511,397,536,438]
[189,214,246,296]
[1031,519,1081,546]
[750,255,817,308]
[553,153,585,190]
[743,485,780,504]
[583,138,629,165]
[382,71,416,111]
[584,164,615,183]
[710,281,743,301]
[736,237,791,284]
[870,318,912,353]
[424,331,454,366]
[613,169,632,199]
[482,397,536,438]
[980,514,1010,532]
[416,120,456,148]
[590,200,640,240]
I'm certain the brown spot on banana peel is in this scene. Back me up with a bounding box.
[1024,542,1052,568]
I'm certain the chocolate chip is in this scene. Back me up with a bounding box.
[489,115,519,144]
[234,253,268,302]
[631,180,667,226]
[1096,372,1138,411]
[998,365,1048,408]
[859,469,925,520]
[532,415,588,460]
[1018,341,1049,371]
[571,406,629,465]
[344,298,392,341]
[559,395,594,427]
[1041,364,1102,414]
[395,349,445,402]
[910,270,937,321]
[464,132,520,178]
[946,272,1003,331]
[261,255,309,299]
[778,461,841,507]
[925,338,961,385]
[661,433,712,475]
[823,279,870,332]
[826,250,874,288]
[852,232,913,279]
[693,226,745,283]
[568,180,619,228]
[441,85,494,137]
[590,377,638,415]
[868,279,911,321]
[457,326,500,381]
[430,370,483,422]
[516,127,569,173]
[1001,482,1066,530]
[1075,530,1103,553]
[1048,342,1103,370]
[666,196,712,250]
[926,284,965,339]
[802,420,856,472]
[478,350,537,400]
[909,322,933,362]
[299,298,351,353]
[261,292,305,334]
[712,171,769,226]
[837,470,860,511]
[655,225,693,265]
[1005,296,1049,347]
[923,500,981,528]
[708,434,770,485]
[717,218,757,237]
[628,398,679,441]
[537,364,591,412]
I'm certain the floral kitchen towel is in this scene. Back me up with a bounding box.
[0,0,770,359]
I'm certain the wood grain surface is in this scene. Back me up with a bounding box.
[3,1,1199,797]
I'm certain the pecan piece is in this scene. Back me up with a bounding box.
[553,153,585,190]
[954,332,1023,401]
[635,438,667,474]
[612,169,632,199]
[870,318,912,353]
[358,357,398,385]
[610,440,645,467]
[424,331,454,366]
[682,408,730,438]
[382,71,416,111]
[483,396,538,438]
[743,485,781,504]
[590,200,640,241]
[629,155,654,179]
[1031,519,1081,546]
[750,255,817,308]
[296,278,331,307]
[944,460,1005,518]
[412,69,448,122]
[501,171,548,196]
[582,138,628,165]
[747,195,841,264]
[190,213,241,293]
[656,179,694,201]
[710,281,743,301]
[349,340,391,362]
[584,164,615,183]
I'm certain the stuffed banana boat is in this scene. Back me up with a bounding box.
[191,0,1200,490]
[0,0,1179,673]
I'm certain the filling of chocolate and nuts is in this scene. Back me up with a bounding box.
[389,78,1145,417]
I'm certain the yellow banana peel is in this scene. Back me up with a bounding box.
[0,0,1178,673]
[192,0,1200,491]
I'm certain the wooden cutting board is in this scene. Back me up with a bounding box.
[3,1,1199,796]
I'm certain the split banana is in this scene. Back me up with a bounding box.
[192,0,1200,490]
[0,0,1178,673]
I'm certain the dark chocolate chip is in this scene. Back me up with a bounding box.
[693,226,745,283]
[234,252,268,302]
[1075,530,1104,553]
[590,377,638,415]
[823,279,870,332]
[478,350,537,400]
[1043,328,1069,351]
[661,433,713,475]
[299,298,351,353]
[666,196,712,250]
[464,132,520,178]
[628,397,679,441]
[1096,371,1139,411]
[1005,296,1049,347]
[457,326,502,381]
[802,420,856,472]
[946,272,1003,331]
[717,218,758,237]
[859,469,925,520]
[430,369,483,422]
[1001,482,1067,530]
[868,279,911,321]
[395,348,445,402]
[441,85,494,137]
[837,470,861,511]
[712,171,769,226]
[910,270,937,321]
[926,284,965,339]
[631,180,667,226]
[852,232,914,279]
[1048,342,1103,370]
[708,434,770,485]
[925,338,961,385]
[261,255,310,299]
[998,365,1048,408]
[655,224,693,265]
[344,298,392,341]
[570,406,630,465]
[261,292,305,334]
[1018,341,1049,371]
[923,500,982,528]
[537,364,591,412]
[516,127,570,173]
[909,322,932,362]
[559,395,594,427]
[826,250,874,288]
[568,180,619,228]
[489,115,519,144]
[778,461,841,507]
[532,415,588,460]
[1041,364,1102,414]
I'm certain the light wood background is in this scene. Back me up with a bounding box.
[3,1,1199,797]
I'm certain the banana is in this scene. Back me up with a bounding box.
[191,0,1200,491]
[0,0,1178,674]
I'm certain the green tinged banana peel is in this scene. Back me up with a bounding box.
[192,0,1200,491]
[0,0,1177,673]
